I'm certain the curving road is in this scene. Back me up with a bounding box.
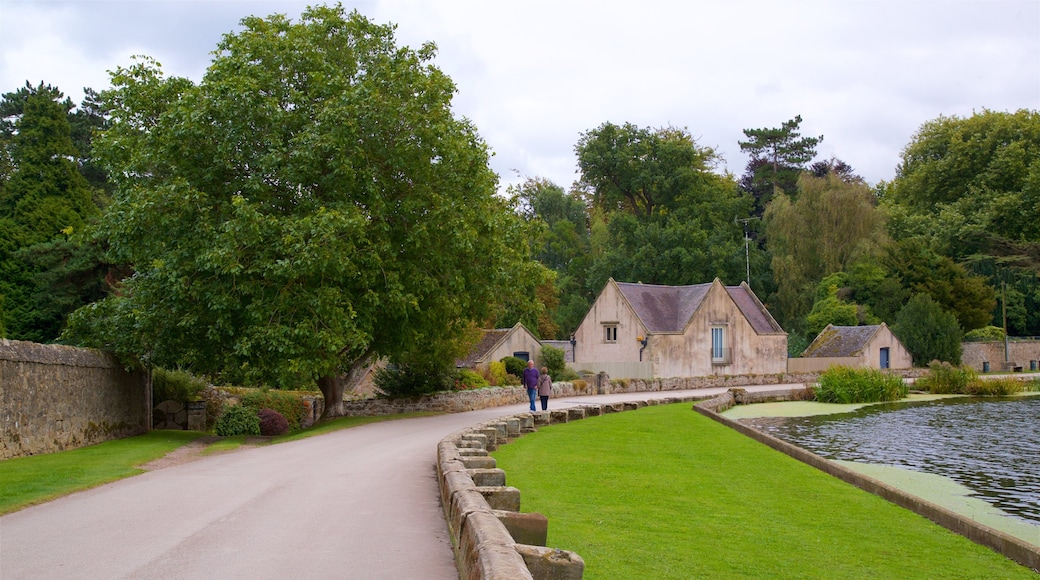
[0,385,789,579]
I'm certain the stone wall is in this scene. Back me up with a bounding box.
[962,340,1040,372]
[337,370,926,417]
[1,339,149,459]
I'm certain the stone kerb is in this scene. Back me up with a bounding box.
[694,389,1040,572]
[437,395,705,580]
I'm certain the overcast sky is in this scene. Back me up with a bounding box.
[2,0,1038,190]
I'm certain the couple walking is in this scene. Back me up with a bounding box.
[522,360,552,411]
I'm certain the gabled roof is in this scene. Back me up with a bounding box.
[456,328,510,367]
[614,279,784,335]
[615,281,711,333]
[455,322,538,367]
[802,324,883,357]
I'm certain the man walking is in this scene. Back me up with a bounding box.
[522,360,539,412]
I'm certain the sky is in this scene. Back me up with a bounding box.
[2,0,1038,191]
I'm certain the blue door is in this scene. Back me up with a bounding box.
[880,347,890,369]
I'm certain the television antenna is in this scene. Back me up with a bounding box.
[734,217,760,287]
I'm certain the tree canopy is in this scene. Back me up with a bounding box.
[739,115,822,214]
[63,6,537,416]
[0,83,100,341]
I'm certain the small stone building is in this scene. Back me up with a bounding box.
[571,278,788,379]
[456,322,543,372]
[794,323,913,371]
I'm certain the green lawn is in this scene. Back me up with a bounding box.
[0,430,204,515]
[491,403,1035,579]
[0,412,438,515]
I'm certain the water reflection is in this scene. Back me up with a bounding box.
[756,396,1040,524]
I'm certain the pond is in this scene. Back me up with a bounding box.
[754,396,1040,525]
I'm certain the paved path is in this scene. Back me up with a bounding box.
[0,385,790,579]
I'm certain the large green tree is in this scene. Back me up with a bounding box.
[575,123,756,291]
[739,115,823,214]
[764,170,886,330]
[64,7,536,416]
[0,83,99,341]
[883,109,1040,334]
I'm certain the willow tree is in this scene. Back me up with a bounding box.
[64,6,535,417]
[765,171,885,327]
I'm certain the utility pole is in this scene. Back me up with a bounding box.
[735,217,760,287]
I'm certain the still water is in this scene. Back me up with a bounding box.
[756,396,1040,524]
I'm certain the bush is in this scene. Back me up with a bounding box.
[240,389,307,433]
[485,361,508,386]
[501,373,522,386]
[152,367,207,403]
[500,356,526,378]
[538,345,567,378]
[455,368,489,391]
[916,361,976,394]
[375,363,455,397]
[893,294,962,365]
[814,366,908,404]
[963,325,1006,342]
[257,408,289,436]
[215,405,260,436]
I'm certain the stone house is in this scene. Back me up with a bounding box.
[456,322,543,372]
[792,323,913,371]
[571,278,788,379]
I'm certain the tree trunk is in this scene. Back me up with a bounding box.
[318,350,375,419]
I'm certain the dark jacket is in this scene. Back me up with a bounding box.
[522,366,539,389]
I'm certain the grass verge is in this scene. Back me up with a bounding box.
[491,403,1034,579]
[0,411,440,514]
[0,430,204,515]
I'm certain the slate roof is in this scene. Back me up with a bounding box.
[614,280,784,335]
[455,328,510,367]
[802,325,882,357]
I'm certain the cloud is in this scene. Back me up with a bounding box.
[3,0,1037,191]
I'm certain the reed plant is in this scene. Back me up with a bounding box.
[814,366,908,404]
[916,361,976,394]
[964,377,1024,396]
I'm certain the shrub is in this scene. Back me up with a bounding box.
[152,367,207,403]
[501,372,522,386]
[572,379,588,394]
[964,377,1023,396]
[485,361,508,386]
[893,294,962,365]
[257,408,289,436]
[375,363,455,397]
[240,389,307,433]
[199,387,226,431]
[814,366,908,404]
[215,405,260,436]
[500,356,526,378]
[538,345,567,378]
[915,361,976,394]
[455,369,489,391]
[963,325,1006,342]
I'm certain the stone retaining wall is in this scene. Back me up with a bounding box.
[343,369,925,417]
[0,339,149,459]
[694,390,1040,572]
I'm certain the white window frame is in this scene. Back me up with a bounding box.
[711,326,726,363]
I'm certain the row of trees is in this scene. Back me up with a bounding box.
[512,110,1038,363]
[2,5,1036,412]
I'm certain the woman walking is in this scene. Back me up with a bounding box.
[536,367,552,411]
